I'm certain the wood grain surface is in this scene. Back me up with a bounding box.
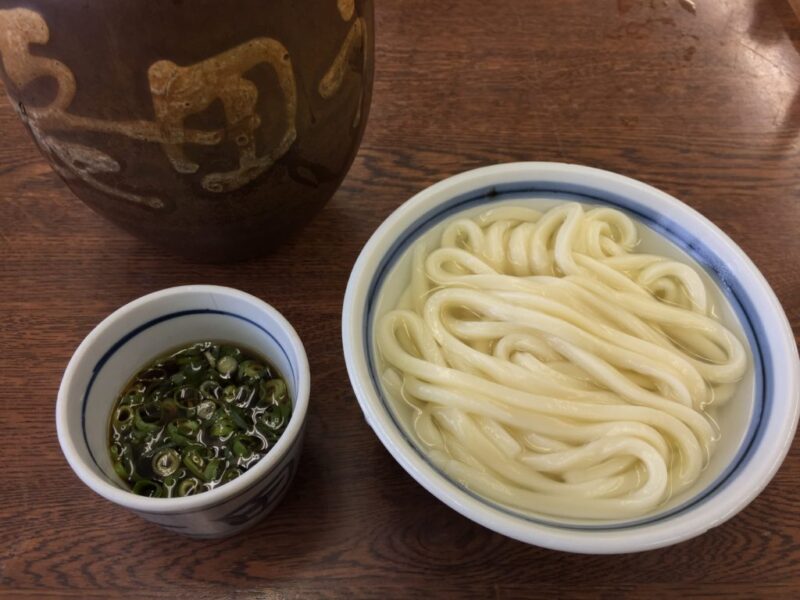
[2,0,800,598]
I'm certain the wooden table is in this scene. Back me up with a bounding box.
[2,1,800,598]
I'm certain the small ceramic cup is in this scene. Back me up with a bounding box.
[56,285,310,538]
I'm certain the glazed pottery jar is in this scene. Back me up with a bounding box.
[0,0,373,260]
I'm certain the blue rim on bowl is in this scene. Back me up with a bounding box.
[342,163,799,553]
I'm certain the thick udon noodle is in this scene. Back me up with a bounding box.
[377,202,748,520]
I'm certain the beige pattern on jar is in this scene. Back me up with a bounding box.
[0,7,331,202]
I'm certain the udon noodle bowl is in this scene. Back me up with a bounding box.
[373,200,753,522]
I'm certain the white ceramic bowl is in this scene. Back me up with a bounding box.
[342,162,800,554]
[57,285,310,538]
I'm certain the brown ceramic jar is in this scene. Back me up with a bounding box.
[0,0,373,260]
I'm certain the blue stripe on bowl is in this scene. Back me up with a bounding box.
[82,309,298,478]
[363,181,767,531]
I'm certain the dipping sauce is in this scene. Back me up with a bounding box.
[108,341,291,498]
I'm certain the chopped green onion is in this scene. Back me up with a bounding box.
[238,360,265,381]
[169,418,200,436]
[202,458,222,482]
[114,406,133,427]
[110,443,123,460]
[174,386,200,413]
[177,477,201,496]
[176,355,202,367]
[238,385,256,407]
[120,391,145,406]
[138,368,167,382]
[260,407,286,431]
[222,384,238,403]
[196,400,217,421]
[221,468,242,484]
[232,435,262,458]
[227,405,249,431]
[113,460,131,479]
[220,345,243,360]
[182,446,208,479]
[152,448,181,477]
[132,479,163,497]
[259,379,287,405]
[209,416,235,439]
[199,380,222,400]
[166,418,199,445]
[217,355,238,377]
[134,404,162,432]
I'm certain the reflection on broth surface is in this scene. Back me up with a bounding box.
[377,202,749,521]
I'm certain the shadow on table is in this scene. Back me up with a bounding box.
[356,443,783,595]
[126,446,334,591]
[750,0,800,154]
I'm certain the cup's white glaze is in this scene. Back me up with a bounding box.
[57,285,310,538]
[342,162,800,554]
